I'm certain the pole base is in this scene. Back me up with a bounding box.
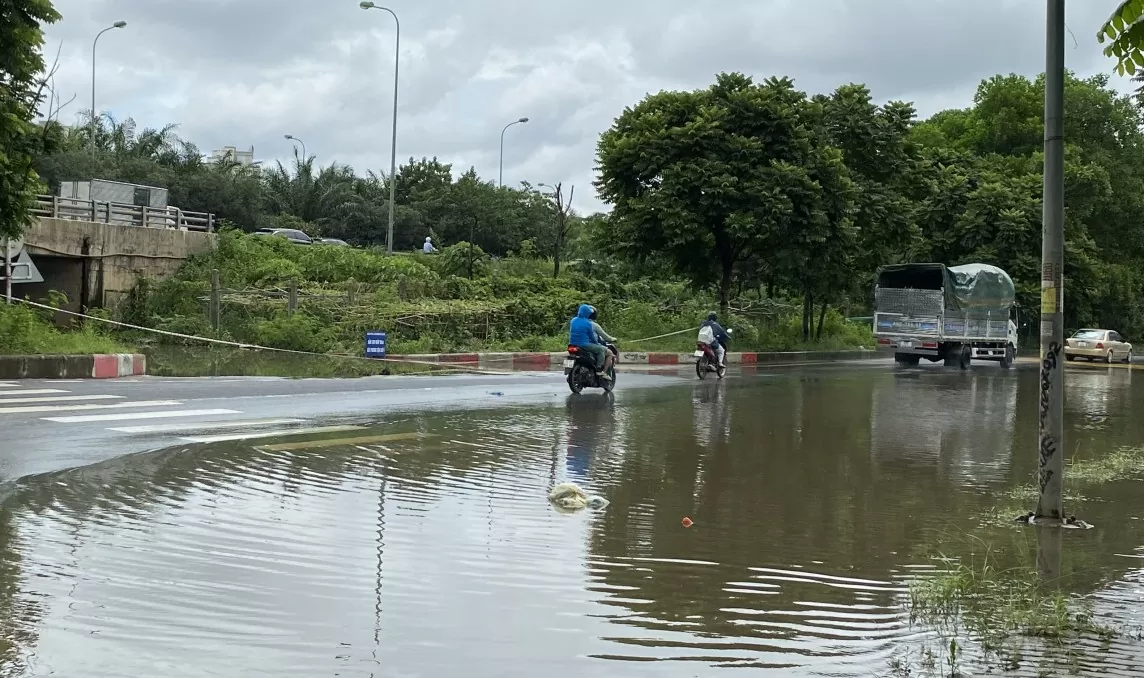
[1014,512,1093,529]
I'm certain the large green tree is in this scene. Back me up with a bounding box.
[0,0,60,239]
[595,72,854,316]
[909,71,1144,336]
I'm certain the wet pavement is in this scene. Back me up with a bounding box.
[0,360,1143,676]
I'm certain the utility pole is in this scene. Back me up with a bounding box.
[1036,0,1065,523]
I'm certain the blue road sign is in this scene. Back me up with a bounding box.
[365,331,387,358]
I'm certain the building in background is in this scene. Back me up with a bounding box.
[209,145,257,167]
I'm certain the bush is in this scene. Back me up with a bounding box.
[117,231,874,355]
[0,303,129,355]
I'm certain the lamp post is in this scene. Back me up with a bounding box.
[91,20,127,153]
[360,1,400,254]
[284,134,307,167]
[498,117,529,187]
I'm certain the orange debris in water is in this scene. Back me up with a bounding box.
[681,517,694,528]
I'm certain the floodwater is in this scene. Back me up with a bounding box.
[3,363,1144,676]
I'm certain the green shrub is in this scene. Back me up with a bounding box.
[0,303,129,355]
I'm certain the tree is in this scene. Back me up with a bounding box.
[0,0,61,239]
[596,72,854,314]
[1098,1,1144,76]
[909,70,1144,336]
[540,182,574,278]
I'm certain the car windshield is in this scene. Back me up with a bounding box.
[1073,330,1105,340]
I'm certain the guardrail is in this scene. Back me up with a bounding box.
[31,195,215,232]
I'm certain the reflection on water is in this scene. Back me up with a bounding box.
[871,371,1018,487]
[1,366,1144,675]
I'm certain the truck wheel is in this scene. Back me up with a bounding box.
[958,346,971,371]
[1000,345,1015,369]
[894,353,920,367]
[943,345,959,368]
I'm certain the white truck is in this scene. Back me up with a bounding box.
[873,263,1018,370]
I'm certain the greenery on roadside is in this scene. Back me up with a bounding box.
[0,301,127,354]
[20,68,1144,348]
[116,228,873,355]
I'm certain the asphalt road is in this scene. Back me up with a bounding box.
[3,354,1095,483]
[0,370,698,481]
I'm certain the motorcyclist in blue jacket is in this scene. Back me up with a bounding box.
[569,303,612,379]
[699,311,731,368]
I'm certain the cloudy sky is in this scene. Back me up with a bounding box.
[42,1,1127,213]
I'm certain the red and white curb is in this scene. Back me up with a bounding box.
[92,353,147,378]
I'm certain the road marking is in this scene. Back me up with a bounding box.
[0,400,182,415]
[181,424,365,443]
[108,418,304,434]
[0,383,22,388]
[0,394,124,405]
[42,408,240,423]
[0,389,70,397]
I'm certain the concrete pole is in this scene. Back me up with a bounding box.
[1036,0,1065,523]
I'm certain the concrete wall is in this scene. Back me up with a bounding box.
[21,217,215,313]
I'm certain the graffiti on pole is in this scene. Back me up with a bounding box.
[1038,341,1061,492]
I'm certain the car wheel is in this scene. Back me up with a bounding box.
[1125,349,1133,364]
[1065,354,1075,361]
[1106,350,1114,364]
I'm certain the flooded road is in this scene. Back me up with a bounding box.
[2,363,1144,676]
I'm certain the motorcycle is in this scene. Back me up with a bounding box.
[694,342,726,379]
[694,328,732,380]
[564,343,619,394]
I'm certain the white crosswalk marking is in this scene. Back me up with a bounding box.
[0,394,124,405]
[108,418,303,434]
[43,408,240,423]
[0,389,69,396]
[0,400,182,415]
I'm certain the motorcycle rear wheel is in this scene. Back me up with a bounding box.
[696,356,709,380]
[567,365,588,394]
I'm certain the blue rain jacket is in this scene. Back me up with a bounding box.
[568,304,599,346]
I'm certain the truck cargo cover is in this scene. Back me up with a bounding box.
[876,263,1015,313]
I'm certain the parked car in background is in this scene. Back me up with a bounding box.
[1064,328,1132,363]
[314,237,350,246]
[253,228,312,245]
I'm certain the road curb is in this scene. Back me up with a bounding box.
[0,353,146,379]
[390,349,882,367]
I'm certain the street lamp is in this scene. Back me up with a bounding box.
[499,117,528,187]
[91,20,127,153]
[284,134,307,165]
[360,1,401,254]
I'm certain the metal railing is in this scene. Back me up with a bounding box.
[32,194,216,232]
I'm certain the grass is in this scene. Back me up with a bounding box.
[973,447,1144,529]
[1068,446,1144,484]
[902,541,1116,677]
[0,303,131,355]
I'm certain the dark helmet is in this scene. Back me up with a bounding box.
[589,306,598,320]
[707,311,718,321]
